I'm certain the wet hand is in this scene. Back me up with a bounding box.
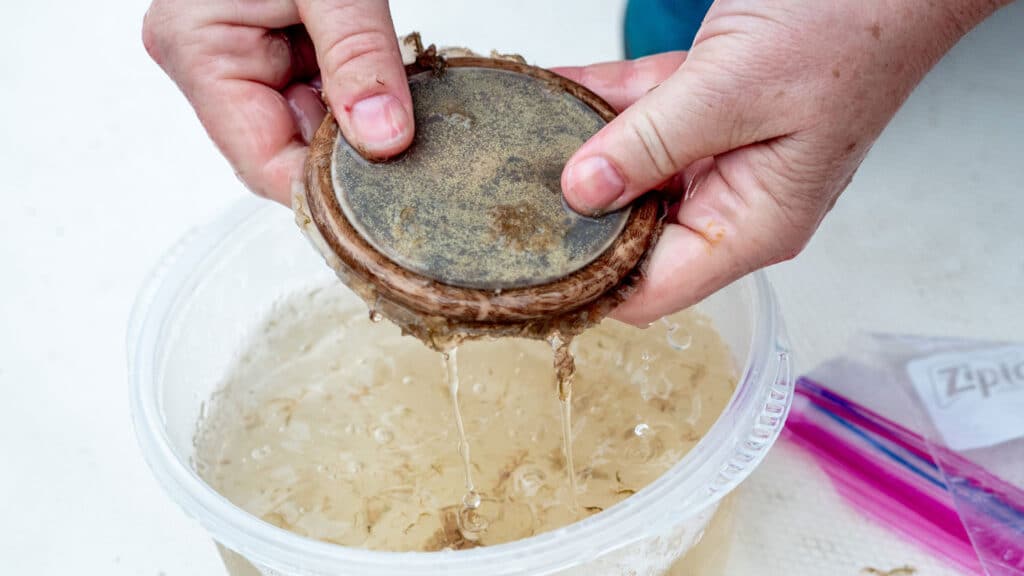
[143,0,412,204]
[556,0,1006,325]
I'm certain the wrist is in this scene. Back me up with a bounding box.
[895,0,1009,53]
[857,0,1008,97]
[938,0,1011,33]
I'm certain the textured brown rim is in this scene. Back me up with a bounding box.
[304,56,661,323]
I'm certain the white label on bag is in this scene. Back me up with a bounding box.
[907,345,1024,451]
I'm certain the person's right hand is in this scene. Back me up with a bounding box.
[143,0,412,205]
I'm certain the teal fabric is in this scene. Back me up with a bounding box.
[624,0,713,58]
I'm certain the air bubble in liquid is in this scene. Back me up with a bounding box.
[457,504,489,542]
[512,466,546,497]
[456,490,489,542]
[625,429,664,463]
[661,317,692,351]
[373,427,394,445]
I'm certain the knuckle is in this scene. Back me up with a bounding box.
[777,237,806,263]
[625,108,681,181]
[320,29,395,82]
[142,1,184,69]
[753,229,808,268]
[141,6,165,63]
[233,167,270,199]
[765,217,814,264]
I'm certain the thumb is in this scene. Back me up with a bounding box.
[296,0,413,159]
[562,68,764,215]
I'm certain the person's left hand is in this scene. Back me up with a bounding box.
[551,0,1001,325]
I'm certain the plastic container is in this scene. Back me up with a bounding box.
[128,196,793,576]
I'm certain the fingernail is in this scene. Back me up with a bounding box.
[349,94,411,155]
[291,105,315,144]
[564,156,625,215]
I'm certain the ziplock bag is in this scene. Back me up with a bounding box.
[786,334,1024,575]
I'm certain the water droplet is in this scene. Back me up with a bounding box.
[251,445,272,460]
[369,310,383,323]
[401,376,413,385]
[462,490,481,509]
[685,394,702,427]
[640,351,651,362]
[634,423,651,437]
[347,461,363,474]
[373,427,394,445]
[471,382,486,395]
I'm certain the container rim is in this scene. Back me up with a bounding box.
[128,196,792,576]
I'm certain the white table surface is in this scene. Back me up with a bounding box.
[1,1,1021,574]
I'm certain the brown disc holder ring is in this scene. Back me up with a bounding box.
[295,49,664,351]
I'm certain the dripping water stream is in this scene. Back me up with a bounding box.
[550,333,579,514]
[443,349,487,541]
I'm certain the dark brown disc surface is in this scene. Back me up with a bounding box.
[333,66,630,290]
[301,55,661,336]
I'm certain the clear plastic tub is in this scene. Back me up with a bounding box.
[128,196,793,576]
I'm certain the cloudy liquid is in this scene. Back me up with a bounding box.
[195,284,736,551]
